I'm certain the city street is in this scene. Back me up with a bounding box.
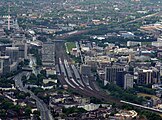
[13,72,54,120]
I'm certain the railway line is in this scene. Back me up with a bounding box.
[54,41,162,114]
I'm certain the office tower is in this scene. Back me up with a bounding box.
[104,66,124,86]
[124,74,134,89]
[14,41,28,59]
[136,67,160,85]
[5,47,19,63]
[116,72,134,89]
[0,56,10,75]
[116,71,125,88]
[0,43,12,56]
[42,42,55,67]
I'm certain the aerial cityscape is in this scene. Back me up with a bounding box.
[0,0,162,119]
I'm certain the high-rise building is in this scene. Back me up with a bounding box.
[124,74,134,89]
[104,66,124,86]
[116,71,125,87]
[116,72,134,89]
[0,56,10,75]
[5,47,19,63]
[42,42,55,67]
[0,43,12,56]
[13,41,28,59]
[135,67,160,85]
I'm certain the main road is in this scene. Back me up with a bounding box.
[13,72,54,120]
[126,11,162,24]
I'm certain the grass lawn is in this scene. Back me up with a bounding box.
[66,42,76,52]
[141,42,152,46]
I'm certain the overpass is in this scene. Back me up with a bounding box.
[121,100,162,114]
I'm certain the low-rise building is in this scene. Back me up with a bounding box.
[115,110,138,119]
[127,41,141,47]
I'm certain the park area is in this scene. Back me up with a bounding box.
[66,42,76,53]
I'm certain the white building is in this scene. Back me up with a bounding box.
[152,41,162,47]
[124,74,134,89]
[127,41,141,47]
